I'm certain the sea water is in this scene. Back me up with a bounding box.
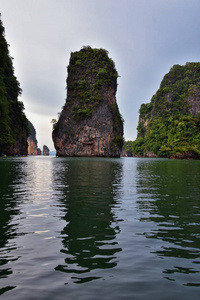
[0,156,200,299]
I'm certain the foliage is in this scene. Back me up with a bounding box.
[133,63,200,158]
[0,15,28,155]
[139,102,153,117]
[112,135,124,148]
[72,107,92,120]
[123,140,134,152]
[110,104,124,129]
[66,46,119,121]
[51,118,57,130]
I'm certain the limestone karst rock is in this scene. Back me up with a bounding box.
[27,121,38,155]
[0,15,28,156]
[37,148,41,155]
[43,145,49,156]
[52,46,124,157]
[134,62,200,159]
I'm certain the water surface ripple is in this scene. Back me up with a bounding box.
[0,156,200,299]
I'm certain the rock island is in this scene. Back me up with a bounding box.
[133,63,200,159]
[52,46,124,157]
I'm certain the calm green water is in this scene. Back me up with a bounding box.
[0,156,200,299]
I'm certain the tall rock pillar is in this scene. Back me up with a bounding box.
[52,46,123,157]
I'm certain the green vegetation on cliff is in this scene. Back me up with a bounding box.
[130,63,200,158]
[52,46,124,157]
[66,46,122,124]
[0,15,28,155]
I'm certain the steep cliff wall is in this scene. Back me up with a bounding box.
[0,15,28,156]
[52,46,123,157]
[27,121,38,155]
[133,63,200,158]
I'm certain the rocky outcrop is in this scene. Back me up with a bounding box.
[133,63,200,158]
[37,148,41,155]
[171,151,200,160]
[27,121,38,155]
[52,46,124,157]
[185,85,200,116]
[122,151,133,157]
[0,16,28,156]
[43,145,49,156]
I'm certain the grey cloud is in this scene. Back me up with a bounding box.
[1,0,200,148]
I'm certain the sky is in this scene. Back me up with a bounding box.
[1,0,200,151]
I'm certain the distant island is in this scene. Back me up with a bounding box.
[124,63,200,159]
[52,46,124,157]
[43,145,50,156]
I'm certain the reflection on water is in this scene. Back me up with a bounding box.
[136,159,200,285]
[0,156,123,299]
[1,156,200,299]
[53,158,123,284]
[0,158,22,293]
[0,157,65,298]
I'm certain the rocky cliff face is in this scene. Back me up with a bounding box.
[43,145,49,156]
[0,16,28,156]
[52,47,123,157]
[27,121,38,155]
[37,148,42,155]
[133,63,200,158]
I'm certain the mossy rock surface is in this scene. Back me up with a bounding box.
[126,63,200,159]
[53,46,123,157]
[0,16,28,155]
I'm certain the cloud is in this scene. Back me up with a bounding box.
[2,0,200,148]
